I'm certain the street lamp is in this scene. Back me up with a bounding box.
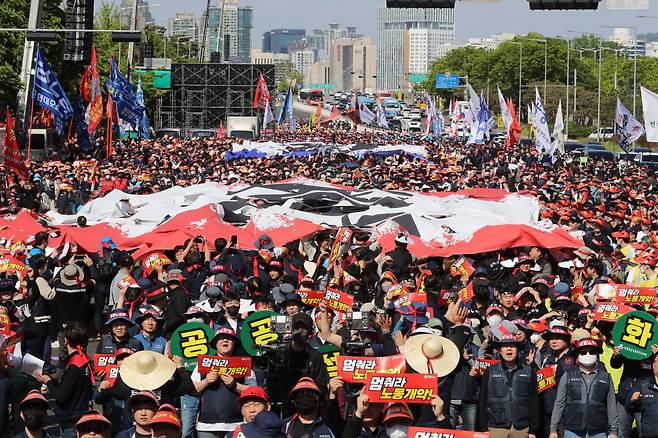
[555,36,571,138]
[507,41,523,115]
[520,36,547,101]
[568,30,603,142]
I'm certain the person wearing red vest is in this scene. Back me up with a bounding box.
[100,175,114,195]
[33,322,94,438]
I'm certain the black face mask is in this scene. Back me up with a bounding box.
[23,411,46,431]
[295,398,318,415]
[226,306,240,317]
[292,328,309,343]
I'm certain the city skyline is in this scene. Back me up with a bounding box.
[130,0,658,45]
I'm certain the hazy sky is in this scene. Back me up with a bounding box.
[141,0,658,45]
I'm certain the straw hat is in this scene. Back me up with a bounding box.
[119,351,176,391]
[403,334,459,377]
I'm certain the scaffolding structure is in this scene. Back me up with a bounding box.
[156,63,276,129]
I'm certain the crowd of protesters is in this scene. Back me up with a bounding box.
[0,124,656,438]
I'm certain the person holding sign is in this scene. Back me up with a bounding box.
[628,351,658,438]
[192,327,253,438]
[550,339,618,438]
[478,331,540,438]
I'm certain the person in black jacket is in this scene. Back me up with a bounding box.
[478,331,540,438]
[163,270,190,337]
[384,233,413,280]
[96,309,144,355]
[34,322,94,438]
[115,390,160,438]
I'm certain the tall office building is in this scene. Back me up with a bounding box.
[205,0,253,62]
[261,29,306,54]
[377,7,455,91]
[329,37,377,92]
[120,0,155,30]
[167,12,199,40]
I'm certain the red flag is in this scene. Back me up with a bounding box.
[4,108,29,180]
[351,93,360,125]
[253,74,271,109]
[507,98,521,147]
[314,103,322,129]
[106,94,114,157]
[79,67,92,103]
[218,121,225,138]
[87,47,104,135]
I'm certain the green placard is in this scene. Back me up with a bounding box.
[611,310,658,360]
[240,310,280,356]
[317,344,341,379]
[170,322,216,371]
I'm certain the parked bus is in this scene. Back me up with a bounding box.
[299,89,324,105]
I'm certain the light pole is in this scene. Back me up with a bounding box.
[600,47,624,91]
[555,36,571,138]
[602,24,639,115]
[508,41,523,114]
[568,31,603,142]
[521,36,547,101]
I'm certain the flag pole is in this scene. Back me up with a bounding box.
[27,99,35,160]
[67,118,74,141]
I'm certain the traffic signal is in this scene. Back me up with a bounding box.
[63,0,94,63]
[527,0,601,9]
[386,0,456,7]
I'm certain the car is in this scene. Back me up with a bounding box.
[564,141,583,151]
[587,127,614,141]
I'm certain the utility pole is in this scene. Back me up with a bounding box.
[17,0,43,127]
[199,0,211,62]
[127,0,138,68]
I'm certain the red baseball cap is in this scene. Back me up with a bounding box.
[150,407,181,428]
[238,386,270,405]
[18,390,49,410]
[382,403,413,424]
[289,377,320,396]
[75,410,112,429]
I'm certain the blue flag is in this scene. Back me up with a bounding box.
[32,47,74,134]
[108,57,144,129]
[277,86,296,132]
[136,76,151,139]
[74,95,93,152]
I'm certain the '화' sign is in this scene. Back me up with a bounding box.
[170,322,216,371]
[364,372,438,404]
[240,310,280,356]
[612,310,658,360]
[338,354,406,382]
[407,427,490,438]
[197,355,252,377]
[324,288,354,313]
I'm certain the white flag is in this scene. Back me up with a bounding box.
[616,97,644,150]
[548,100,565,157]
[533,87,552,154]
[263,99,275,126]
[497,86,512,135]
[640,86,658,142]
[376,102,389,129]
[467,83,481,123]
[359,102,376,124]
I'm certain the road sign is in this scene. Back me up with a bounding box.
[435,73,460,89]
[309,83,335,90]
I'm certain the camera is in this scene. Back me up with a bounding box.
[194,236,205,244]
[346,311,370,331]
[270,315,292,335]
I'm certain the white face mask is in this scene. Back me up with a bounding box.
[530,333,540,345]
[187,317,204,323]
[578,352,597,366]
[487,315,502,328]
[549,319,567,329]
[386,424,408,438]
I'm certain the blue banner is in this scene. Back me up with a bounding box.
[32,47,74,134]
[108,57,144,129]
[74,95,93,152]
[277,86,296,132]
[136,76,151,139]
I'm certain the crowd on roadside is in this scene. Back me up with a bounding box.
[0,126,656,438]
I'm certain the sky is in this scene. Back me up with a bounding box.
[141,0,658,45]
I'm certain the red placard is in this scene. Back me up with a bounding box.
[459,282,474,304]
[297,290,325,307]
[337,354,406,382]
[117,274,138,289]
[0,256,27,274]
[415,271,430,295]
[93,354,117,374]
[450,256,475,278]
[594,284,657,305]
[142,252,173,275]
[398,292,428,306]
[437,289,456,306]
[364,372,437,404]
[594,302,634,322]
[473,358,500,376]
[536,365,557,393]
[407,427,491,438]
[329,227,352,266]
[324,287,354,313]
[197,355,252,377]
[106,364,121,385]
